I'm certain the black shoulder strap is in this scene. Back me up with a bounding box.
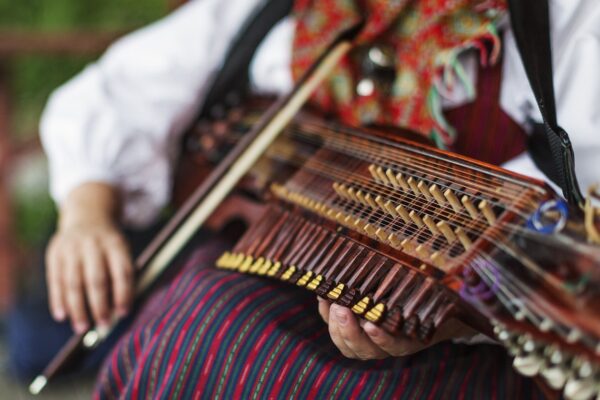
[199,0,294,119]
[507,0,584,206]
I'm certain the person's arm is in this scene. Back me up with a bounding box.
[40,0,266,332]
[46,182,132,332]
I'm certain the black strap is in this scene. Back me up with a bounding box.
[199,0,294,119]
[507,0,584,206]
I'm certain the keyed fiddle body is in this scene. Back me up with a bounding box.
[197,102,600,399]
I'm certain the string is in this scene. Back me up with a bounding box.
[288,126,542,210]
[288,123,537,200]
[231,116,567,290]
[264,151,537,252]
[474,252,583,344]
[292,121,547,199]
[277,154,582,293]
[266,151,544,266]
[231,115,544,213]
[280,128,544,225]
[235,109,540,202]
[263,141,535,233]
[266,126,580,256]
[299,154,534,218]
[261,144,586,291]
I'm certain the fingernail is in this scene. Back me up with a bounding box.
[74,322,89,334]
[335,307,348,325]
[53,309,66,321]
[365,323,379,337]
[117,307,128,318]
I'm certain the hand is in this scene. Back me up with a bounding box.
[45,183,134,333]
[317,297,475,360]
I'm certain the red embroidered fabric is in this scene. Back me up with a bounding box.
[292,0,507,147]
[444,58,527,166]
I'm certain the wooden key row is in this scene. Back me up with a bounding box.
[216,205,460,341]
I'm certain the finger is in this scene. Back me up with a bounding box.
[328,311,357,359]
[63,254,89,333]
[317,297,330,324]
[82,240,111,327]
[103,236,134,317]
[363,322,424,357]
[45,239,66,322]
[331,304,388,360]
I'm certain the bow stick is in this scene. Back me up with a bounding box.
[29,32,356,395]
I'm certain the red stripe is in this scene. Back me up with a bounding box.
[425,346,448,400]
[156,273,242,399]
[146,281,207,398]
[347,374,368,399]
[246,305,306,398]
[207,284,275,398]
[457,349,480,399]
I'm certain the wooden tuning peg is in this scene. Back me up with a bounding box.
[395,172,410,191]
[429,184,447,206]
[423,215,439,235]
[436,221,456,243]
[409,211,424,228]
[375,167,390,185]
[407,177,421,196]
[444,188,462,212]
[386,169,400,188]
[461,196,479,219]
[478,200,497,224]
[417,181,433,200]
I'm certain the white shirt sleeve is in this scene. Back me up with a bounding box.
[40,0,266,227]
[500,0,600,193]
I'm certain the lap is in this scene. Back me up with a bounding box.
[95,240,545,400]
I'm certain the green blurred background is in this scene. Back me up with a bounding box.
[1,0,170,248]
[0,1,175,396]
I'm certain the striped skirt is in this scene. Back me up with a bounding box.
[94,240,544,399]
